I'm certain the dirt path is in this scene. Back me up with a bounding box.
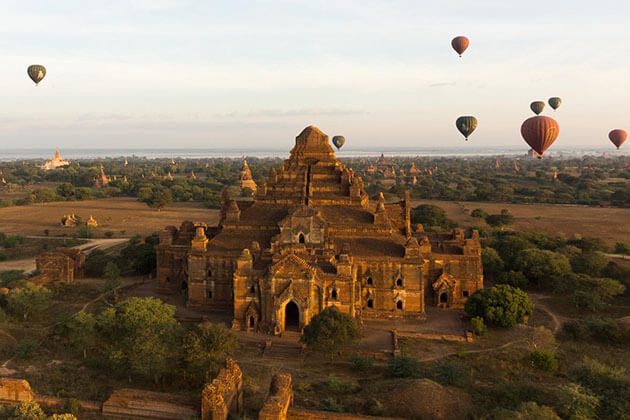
[529,294,563,333]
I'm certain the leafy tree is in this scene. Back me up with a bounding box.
[570,251,610,276]
[465,284,533,328]
[182,322,239,385]
[142,186,172,210]
[97,297,181,383]
[103,261,121,292]
[85,250,113,277]
[56,183,75,198]
[482,247,504,281]
[62,311,97,358]
[514,249,571,288]
[410,204,455,230]
[492,234,533,265]
[8,401,46,420]
[350,354,374,372]
[300,307,360,354]
[6,283,52,319]
[498,271,528,289]
[557,383,599,420]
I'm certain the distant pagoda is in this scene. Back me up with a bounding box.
[41,147,70,170]
[239,159,257,194]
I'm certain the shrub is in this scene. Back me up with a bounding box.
[321,397,344,413]
[514,249,571,288]
[350,354,374,372]
[481,247,504,281]
[570,251,610,277]
[530,350,558,372]
[387,355,421,378]
[6,283,52,320]
[571,290,603,312]
[15,337,39,359]
[485,209,515,227]
[433,359,472,387]
[470,316,486,336]
[613,242,630,255]
[410,204,455,230]
[498,271,528,289]
[556,383,599,420]
[471,208,488,218]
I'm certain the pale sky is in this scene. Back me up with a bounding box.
[1,0,629,150]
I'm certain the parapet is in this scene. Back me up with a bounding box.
[201,358,244,420]
[258,373,292,420]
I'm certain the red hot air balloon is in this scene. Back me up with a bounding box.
[520,116,560,157]
[451,36,470,57]
[609,129,628,150]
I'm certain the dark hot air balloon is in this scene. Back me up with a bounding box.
[332,135,345,150]
[530,101,545,115]
[27,65,46,85]
[520,116,560,157]
[548,97,562,110]
[609,129,627,150]
[456,116,478,140]
[451,36,470,57]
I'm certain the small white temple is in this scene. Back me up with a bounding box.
[41,147,70,170]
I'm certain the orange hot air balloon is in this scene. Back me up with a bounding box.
[520,116,560,157]
[451,36,470,57]
[609,129,627,150]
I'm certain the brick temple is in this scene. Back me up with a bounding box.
[157,126,483,335]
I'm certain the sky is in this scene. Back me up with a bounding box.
[1,0,629,150]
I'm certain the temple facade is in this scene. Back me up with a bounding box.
[157,126,483,335]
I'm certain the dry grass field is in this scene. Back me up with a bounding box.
[411,199,630,246]
[0,197,220,237]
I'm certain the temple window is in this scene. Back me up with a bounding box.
[207,290,213,299]
[396,300,403,310]
[366,276,373,286]
[249,285,256,294]
[463,290,469,298]
[331,288,338,300]
[396,278,403,287]
[298,233,305,244]
[207,268,212,278]
[367,298,374,308]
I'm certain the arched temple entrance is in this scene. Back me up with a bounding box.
[284,301,300,331]
[439,292,448,304]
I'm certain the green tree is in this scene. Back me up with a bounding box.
[56,183,75,198]
[103,261,121,292]
[515,249,571,288]
[482,247,504,281]
[182,322,239,385]
[570,251,610,276]
[613,242,630,255]
[300,307,360,355]
[142,186,172,210]
[6,283,52,320]
[485,209,515,227]
[62,311,97,359]
[410,204,455,230]
[8,401,46,419]
[387,355,421,378]
[557,383,599,420]
[97,297,181,383]
[493,402,560,420]
[465,284,533,328]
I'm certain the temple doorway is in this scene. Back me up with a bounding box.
[284,301,300,331]
[439,292,448,304]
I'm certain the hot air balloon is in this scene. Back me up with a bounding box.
[451,36,470,57]
[548,97,562,111]
[520,116,560,157]
[27,65,46,85]
[530,101,545,116]
[609,129,628,150]
[332,135,345,150]
[456,116,478,140]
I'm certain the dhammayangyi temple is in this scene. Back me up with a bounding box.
[157,126,483,335]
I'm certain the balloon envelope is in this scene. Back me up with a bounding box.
[609,129,628,150]
[451,36,470,57]
[27,64,46,85]
[521,116,560,157]
[530,101,545,115]
[332,135,345,150]
[456,116,478,140]
[548,97,562,110]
